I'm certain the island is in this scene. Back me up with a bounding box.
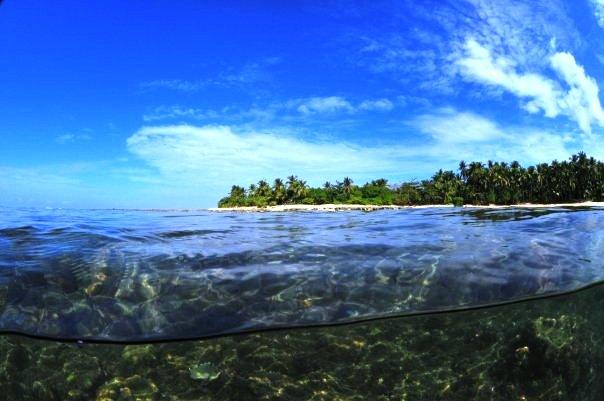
[216,153,604,210]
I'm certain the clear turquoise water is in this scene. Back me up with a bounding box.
[1,206,604,400]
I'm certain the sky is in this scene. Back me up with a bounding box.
[2,0,604,208]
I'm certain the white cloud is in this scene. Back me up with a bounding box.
[550,52,604,133]
[411,108,576,163]
[140,59,279,93]
[412,108,506,143]
[0,166,82,207]
[146,97,396,123]
[354,0,580,95]
[460,0,579,67]
[0,161,179,208]
[55,132,93,144]
[140,79,204,92]
[455,39,604,134]
[143,106,221,122]
[56,133,75,144]
[358,98,394,111]
[126,125,410,189]
[592,0,604,28]
[292,96,394,115]
[456,39,560,117]
[295,96,355,114]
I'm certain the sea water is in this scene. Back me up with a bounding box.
[1,206,603,400]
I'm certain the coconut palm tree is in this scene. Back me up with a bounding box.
[256,180,272,197]
[272,178,287,204]
[229,185,245,199]
[342,177,354,194]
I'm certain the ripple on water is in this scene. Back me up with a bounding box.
[0,207,603,341]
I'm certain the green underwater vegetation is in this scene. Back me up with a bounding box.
[1,282,603,401]
[218,152,604,207]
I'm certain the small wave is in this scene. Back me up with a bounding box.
[0,206,603,341]
[157,229,231,239]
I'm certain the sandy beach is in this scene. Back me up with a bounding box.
[208,201,604,212]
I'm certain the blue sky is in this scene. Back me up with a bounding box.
[2,0,604,208]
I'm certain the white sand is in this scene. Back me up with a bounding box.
[208,201,604,212]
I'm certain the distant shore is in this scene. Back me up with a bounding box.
[208,201,604,212]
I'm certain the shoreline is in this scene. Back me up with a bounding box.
[208,201,604,212]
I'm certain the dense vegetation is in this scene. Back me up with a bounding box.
[218,153,604,207]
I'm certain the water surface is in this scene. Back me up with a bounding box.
[1,206,603,341]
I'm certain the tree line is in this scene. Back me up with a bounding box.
[218,152,604,207]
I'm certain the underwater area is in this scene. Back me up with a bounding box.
[1,206,604,400]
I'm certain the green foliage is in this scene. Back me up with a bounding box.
[452,197,464,207]
[218,153,604,207]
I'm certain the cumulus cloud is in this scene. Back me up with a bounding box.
[455,39,604,133]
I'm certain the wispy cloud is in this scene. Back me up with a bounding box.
[352,0,580,95]
[140,58,279,93]
[144,96,395,123]
[454,38,604,133]
[140,79,205,92]
[412,108,506,143]
[0,166,82,207]
[279,96,395,115]
[55,132,92,144]
[143,106,223,122]
[455,38,560,117]
[358,98,394,111]
[0,160,164,208]
[294,96,355,114]
[459,0,580,67]
[550,52,604,133]
[592,0,604,28]
[411,108,575,163]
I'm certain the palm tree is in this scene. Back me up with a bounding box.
[459,160,468,182]
[229,185,245,199]
[272,178,286,204]
[371,178,388,187]
[256,180,272,197]
[285,175,307,203]
[342,177,354,194]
